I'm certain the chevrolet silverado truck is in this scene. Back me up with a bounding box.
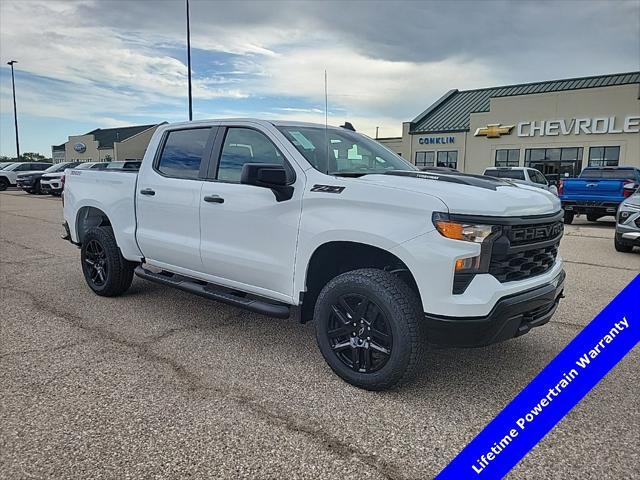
[560,166,640,224]
[62,119,565,390]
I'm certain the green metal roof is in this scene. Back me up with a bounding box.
[411,71,640,134]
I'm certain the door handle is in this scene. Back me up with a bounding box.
[203,194,224,204]
[140,188,155,196]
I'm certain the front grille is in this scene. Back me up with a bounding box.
[508,221,563,246]
[489,244,558,282]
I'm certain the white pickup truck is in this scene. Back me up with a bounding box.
[63,119,565,390]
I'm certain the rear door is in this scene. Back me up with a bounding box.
[136,126,217,272]
[198,123,303,302]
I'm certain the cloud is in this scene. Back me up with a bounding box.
[0,0,638,155]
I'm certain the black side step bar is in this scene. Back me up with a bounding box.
[134,266,290,319]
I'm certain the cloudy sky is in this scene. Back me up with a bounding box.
[1,0,639,157]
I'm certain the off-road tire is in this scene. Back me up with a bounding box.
[81,226,136,296]
[614,233,634,253]
[563,211,575,225]
[314,268,425,390]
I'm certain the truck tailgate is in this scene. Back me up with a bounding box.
[562,179,624,201]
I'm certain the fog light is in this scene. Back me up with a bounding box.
[455,256,481,272]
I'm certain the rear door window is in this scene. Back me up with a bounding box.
[156,128,212,179]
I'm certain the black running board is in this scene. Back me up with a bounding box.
[134,266,290,318]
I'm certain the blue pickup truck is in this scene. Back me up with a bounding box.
[560,166,640,224]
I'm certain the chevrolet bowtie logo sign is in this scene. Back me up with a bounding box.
[474,124,515,138]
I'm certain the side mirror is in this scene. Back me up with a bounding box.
[240,163,294,202]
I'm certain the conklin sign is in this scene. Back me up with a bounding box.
[517,115,640,137]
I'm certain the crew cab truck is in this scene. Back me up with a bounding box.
[560,166,640,224]
[63,119,565,390]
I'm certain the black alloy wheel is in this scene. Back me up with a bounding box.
[327,294,393,373]
[84,239,108,288]
[314,268,425,390]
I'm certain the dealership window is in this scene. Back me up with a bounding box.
[437,150,458,169]
[588,146,620,167]
[415,151,435,167]
[525,147,583,164]
[495,149,520,167]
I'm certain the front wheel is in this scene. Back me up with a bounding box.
[586,213,600,222]
[314,268,425,390]
[614,233,634,253]
[81,226,136,296]
[0,178,8,191]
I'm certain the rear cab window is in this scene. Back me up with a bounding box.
[485,169,525,180]
[156,128,212,179]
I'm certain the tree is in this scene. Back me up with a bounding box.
[20,152,47,162]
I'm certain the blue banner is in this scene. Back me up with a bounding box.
[436,274,640,480]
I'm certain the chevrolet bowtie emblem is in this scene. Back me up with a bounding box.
[474,124,514,138]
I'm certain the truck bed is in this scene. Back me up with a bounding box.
[63,169,142,260]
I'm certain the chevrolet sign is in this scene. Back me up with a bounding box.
[474,124,514,138]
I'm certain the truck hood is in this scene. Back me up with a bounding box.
[355,171,561,217]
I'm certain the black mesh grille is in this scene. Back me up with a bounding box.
[489,244,558,282]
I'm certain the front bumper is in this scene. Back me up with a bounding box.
[424,270,565,347]
[16,179,35,190]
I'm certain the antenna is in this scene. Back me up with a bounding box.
[324,69,329,174]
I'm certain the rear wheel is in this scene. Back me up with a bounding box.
[81,226,136,296]
[614,233,634,253]
[563,211,575,225]
[314,268,425,390]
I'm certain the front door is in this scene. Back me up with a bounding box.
[136,126,215,272]
[199,126,303,302]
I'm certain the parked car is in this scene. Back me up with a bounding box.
[483,167,558,195]
[560,166,640,224]
[63,119,565,390]
[614,188,640,253]
[17,161,81,194]
[105,161,142,171]
[0,162,52,191]
[41,162,109,195]
[0,162,16,170]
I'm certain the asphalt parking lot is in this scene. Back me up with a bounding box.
[1,190,638,480]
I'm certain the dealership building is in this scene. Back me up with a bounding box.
[51,123,165,164]
[380,71,640,183]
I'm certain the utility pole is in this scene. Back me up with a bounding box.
[7,60,20,161]
[375,126,379,139]
[186,0,193,121]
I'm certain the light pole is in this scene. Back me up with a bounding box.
[186,0,193,121]
[375,126,379,139]
[7,60,20,161]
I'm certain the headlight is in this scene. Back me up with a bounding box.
[432,212,497,243]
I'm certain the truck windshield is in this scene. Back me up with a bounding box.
[277,126,415,176]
